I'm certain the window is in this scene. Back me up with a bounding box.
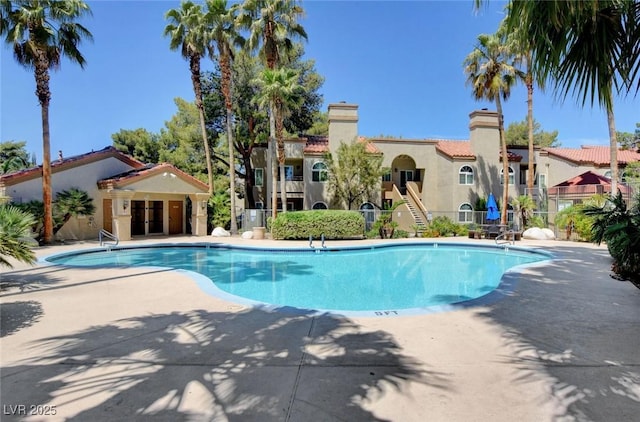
[459,166,474,185]
[537,173,547,188]
[254,168,263,187]
[382,170,391,182]
[312,162,328,182]
[458,203,473,223]
[255,201,263,210]
[501,166,515,185]
[285,165,293,181]
[312,202,328,210]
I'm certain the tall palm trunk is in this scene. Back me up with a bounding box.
[220,53,238,234]
[607,99,618,195]
[275,101,287,213]
[269,100,278,218]
[34,49,53,244]
[496,94,509,226]
[526,63,534,199]
[190,55,214,197]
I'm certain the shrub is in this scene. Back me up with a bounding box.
[430,216,457,236]
[271,210,365,240]
[555,204,594,241]
[391,229,409,239]
[583,191,640,287]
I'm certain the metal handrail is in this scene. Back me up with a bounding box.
[495,229,515,246]
[99,229,119,247]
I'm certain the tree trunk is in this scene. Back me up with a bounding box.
[221,53,238,234]
[269,100,277,219]
[526,65,534,199]
[34,51,53,244]
[607,99,618,195]
[276,104,287,213]
[190,55,214,197]
[496,94,509,227]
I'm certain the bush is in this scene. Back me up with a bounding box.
[583,191,640,287]
[391,229,409,239]
[430,216,457,237]
[555,204,594,241]
[271,210,365,240]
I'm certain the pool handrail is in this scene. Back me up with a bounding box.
[99,229,119,247]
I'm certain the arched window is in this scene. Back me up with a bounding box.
[458,203,473,223]
[312,162,328,182]
[501,166,515,185]
[312,202,328,210]
[360,202,376,230]
[459,166,474,185]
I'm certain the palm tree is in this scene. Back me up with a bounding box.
[53,187,95,233]
[238,0,306,217]
[255,67,303,212]
[499,18,537,199]
[206,0,244,234]
[464,33,518,226]
[1,155,28,175]
[0,205,36,268]
[0,0,93,244]
[165,1,215,196]
[504,0,640,195]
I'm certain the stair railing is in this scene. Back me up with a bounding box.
[406,182,429,225]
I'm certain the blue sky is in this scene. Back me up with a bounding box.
[1,0,638,162]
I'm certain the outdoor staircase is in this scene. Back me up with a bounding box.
[402,195,427,231]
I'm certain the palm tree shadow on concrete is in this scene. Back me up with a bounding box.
[1,308,450,421]
[0,301,44,337]
[471,245,640,421]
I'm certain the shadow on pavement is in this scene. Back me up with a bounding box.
[1,307,449,421]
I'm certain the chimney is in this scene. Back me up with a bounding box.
[328,102,359,153]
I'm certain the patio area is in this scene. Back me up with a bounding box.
[1,236,638,421]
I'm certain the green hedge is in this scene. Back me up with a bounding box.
[271,210,365,240]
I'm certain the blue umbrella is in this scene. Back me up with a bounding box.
[486,193,500,221]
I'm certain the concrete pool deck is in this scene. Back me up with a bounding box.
[1,236,638,421]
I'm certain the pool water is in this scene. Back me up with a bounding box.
[46,243,550,314]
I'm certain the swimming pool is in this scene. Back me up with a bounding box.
[45,242,552,316]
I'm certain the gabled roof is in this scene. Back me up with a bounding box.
[435,140,474,159]
[0,146,145,185]
[548,170,632,195]
[97,162,209,191]
[545,145,640,167]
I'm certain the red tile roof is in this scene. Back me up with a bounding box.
[97,162,209,191]
[435,140,474,159]
[300,135,381,154]
[548,170,632,195]
[545,146,640,167]
[0,146,145,185]
[302,136,329,154]
[501,150,523,162]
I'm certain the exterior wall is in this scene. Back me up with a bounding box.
[3,156,137,241]
[303,155,330,208]
[251,147,268,207]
